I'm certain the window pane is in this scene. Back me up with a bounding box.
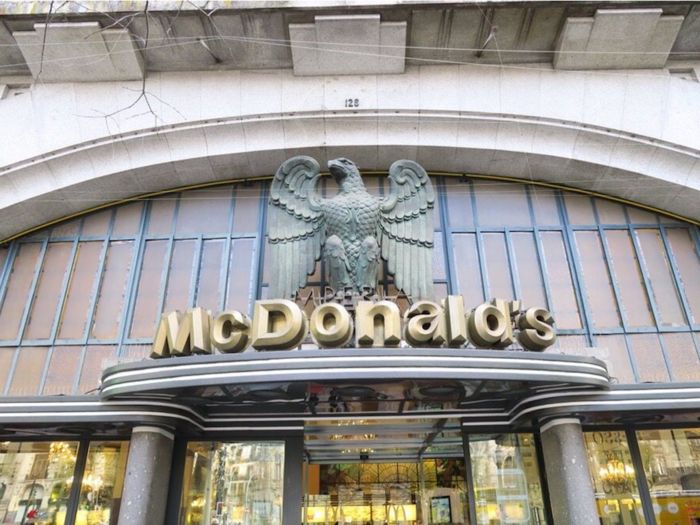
[540,232,582,329]
[180,442,285,525]
[637,428,700,525]
[0,441,79,524]
[627,206,658,224]
[574,231,622,329]
[51,218,80,238]
[474,181,531,227]
[553,334,589,351]
[147,196,177,235]
[226,239,255,314]
[8,347,49,396]
[432,179,442,229]
[78,441,129,525]
[232,184,261,234]
[635,229,686,326]
[444,179,474,228]
[196,240,226,311]
[82,209,112,236]
[163,240,197,313]
[0,249,6,280]
[530,188,561,226]
[666,228,700,324]
[584,431,646,524]
[482,233,514,300]
[112,201,144,236]
[605,230,654,328]
[77,346,116,394]
[176,188,231,235]
[42,346,83,395]
[0,348,17,394]
[432,234,446,280]
[628,333,670,382]
[564,195,596,225]
[512,233,546,308]
[663,333,700,382]
[594,199,626,225]
[0,243,42,341]
[129,240,169,339]
[25,242,73,340]
[91,241,134,339]
[596,335,636,384]
[451,234,484,307]
[469,434,548,525]
[58,242,103,340]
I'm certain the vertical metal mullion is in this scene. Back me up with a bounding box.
[628,225,663,329]
[658,225,695,327]
[467,180,490,300]
[474,229,490,300]
[503,228,520,300]
[533,432,555,525]
[83,211,116,344]
[524,184,538,227]
[156,196,182,320]
[626,428,657,525]
[82,238,111,345]
[0,243,18,306]
[65,439,90,525]
[189,236,204,308]
[461,429,478,525]
[622,332,642,384]
[598,225,632,333]
[438,178,458,295]
[164,437,188,525]
[532,228,554,312]
[556,191,595,347]
[220,186,237,313]
[628,225,676,380]
[252,183,269,310]
[115,201,150,356]
[16,239,50,343]
[71,346,88,395]
[47,238,81,344]
[2,348,20,395]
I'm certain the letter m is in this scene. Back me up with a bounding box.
[150,308,212,358]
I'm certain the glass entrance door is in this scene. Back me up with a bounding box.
[303,460,471,525]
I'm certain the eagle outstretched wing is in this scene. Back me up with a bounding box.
[268,156,325,299]
[379,160,435,300]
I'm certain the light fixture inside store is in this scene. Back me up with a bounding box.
[49,442,76,464]
[599,459,635,487]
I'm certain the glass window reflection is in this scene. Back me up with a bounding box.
[0,441,78,524]
[584,431,646,524]
[469,434,548,525]
[637,428,700,525]
[180,441,285,525]
[77,441,129,525]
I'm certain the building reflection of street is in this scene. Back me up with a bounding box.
[0,440,127,525]
[180,442,285,525]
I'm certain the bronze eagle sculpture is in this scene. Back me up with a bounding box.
[267,156,435,300]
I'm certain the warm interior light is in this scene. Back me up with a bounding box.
[598,459,635,487]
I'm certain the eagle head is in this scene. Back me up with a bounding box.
[328,158,361,190]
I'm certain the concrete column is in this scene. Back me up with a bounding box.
[118,426,175,525]
[540,418,599,525]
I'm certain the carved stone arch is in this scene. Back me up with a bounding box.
[0,111,698,240]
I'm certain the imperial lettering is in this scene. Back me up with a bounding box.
[150,296,556,358]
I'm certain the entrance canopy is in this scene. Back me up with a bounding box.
[100,349,610,436]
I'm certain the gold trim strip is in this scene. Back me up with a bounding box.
[2,172,696,244]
